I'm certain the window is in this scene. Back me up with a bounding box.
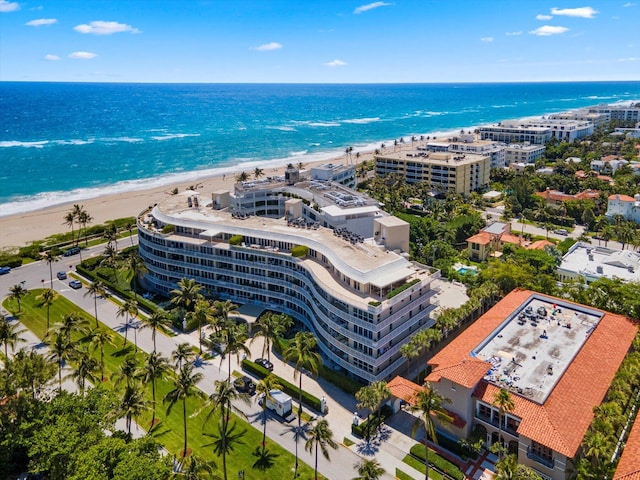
[530,441,553,462]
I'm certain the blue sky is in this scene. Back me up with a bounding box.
[1,0,638,83]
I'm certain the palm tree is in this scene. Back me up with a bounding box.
[8,283,27,312]
[117,384,150,436]
[212,300,239,329]
[126,253,148,301]
[408,382,452,480]
[172,454,220,480]
[113,354,140,389]
[45,333,77,390]
[116,299,138,345]
[124,219,136,247]
[171,278,203,327]
[65,347,99,395]
[370,380,391,435]
[84,281,107,328]
[163,363,204,457]
[352,459,385,480]
[189,298,213,354]
[255,374,282,451]
[71,204,84,246]
[64,211,76,245]
[49,312,89,342]
[205,420,246,480]
[492,388,515,459]
[251,312,292,362]
[43,250,59,286]
[103,223,118,249]
[197,379,250,479]
[217,322,250,380]
[283,331,321,478]
[139,351,171,427]
[102,243,120,281]
[10,349,56,399]
[146,309,171,353]
[0,316,26,357]
[87,327,116,382]
[37,288,56,330]
[400,342,419,379]
[78,209,93,246]
[254,167,264,179]
[305,419,338,480]
[172,342,196,370]
[235,171,249,183]
[355,385,378,442]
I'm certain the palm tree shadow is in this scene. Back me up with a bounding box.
[355,425,392,456]
[281,421,309,443]
[112,345,134,357]
[252,446,279,470]
[146,420,171,439]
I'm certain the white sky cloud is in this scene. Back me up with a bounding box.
[68,51,97,59]
[617,57,639,62]
[252,42,283,51]
[536,14,553,20]
[74,20,140,35]
[324,59,347,67]
[529,25,569,36]
[505,31,523,36]
[25,18,57,26]
[44,54,60,61]
[550,7,599,18]
[353,2,392,14]
[481,37,494,43]
[0,0,20,12]
[623,2,636,6]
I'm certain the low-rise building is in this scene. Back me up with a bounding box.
[479,119,593,145]
[423,134,506,169]
[503,144,546,165]
[586,103,640,123]
[557,242,640,284]
[424,289,637,480]
[138,178,440,383]
[467,223,555,261]
[606,193,640,224]
[374,150,490,195]
[534,189,600,207]
[591,156,629,175]
[309,163,356,188]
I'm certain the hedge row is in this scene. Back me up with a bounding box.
[386,278,421,299]
[351,405,393,438]
[241,359,323,413]
[409,443,464,480]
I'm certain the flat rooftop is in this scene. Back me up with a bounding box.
[375,150,489,165]
[473,295,602,404]
[559,243,640,282]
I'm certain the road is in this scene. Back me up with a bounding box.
[1,239,416,480]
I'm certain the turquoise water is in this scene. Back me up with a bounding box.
[1,81,639,216]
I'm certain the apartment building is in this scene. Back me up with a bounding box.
[374,150,491,195]
[479,119,593,144]
[586,103,640,123]
[424,134,506,169]
[423,290,637,480]
[137,178,439,383]
[309,163,357,189]
[503,144,546,165]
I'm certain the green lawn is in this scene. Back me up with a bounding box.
[4,290,320,479]
[402,454,444,480]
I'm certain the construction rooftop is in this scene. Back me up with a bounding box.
[472,294,602,404]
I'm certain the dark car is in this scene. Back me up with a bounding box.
[255,358,274,371]
[57,271,67,280]
[0,266,11,275]
[63,247,80,257]
[69,280,82,289]
[234,375,256,395]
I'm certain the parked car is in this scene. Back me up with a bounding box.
[63,247,80,257]
[0,266,11,275]
[233,375,256,395]
[56,271,67,280]
[255,358,274,371]
[556,229,569,236]
[69,280,82,289]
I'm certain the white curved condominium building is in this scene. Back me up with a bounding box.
[138,179,439,383]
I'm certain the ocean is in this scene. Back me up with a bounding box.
[1,81,639,217]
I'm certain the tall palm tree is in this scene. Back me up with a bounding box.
[212,300,239,330]
[45,333,77,390]
[139,351,171,427]
[284,331,321,478]
[78,209,93,246]
[492,387,515,459]
[408,382,452,480]
[49,312,89,342]
[116,299,138,345]
[254,167,264,179]
[355,385,378,442]
[8,283,27,312]
[235,171,249,183]
[172,454,220,480]
[164,363,204,457]
[65,347,99,395]
[400,343,419,379]
[251,312,292,362]
[126,253,148,301]
[103,223,118,249]
[352,459,385,480]
[117,384,150,436]
[124,219,136,248]
[172,342,196,370]
[171,278,203,327]
[255,374,282,451]
[37,288,56,330]
[71,204,84,246]
[87,327,116,382]
[102,243,120,281]
[189,298,213,354]
[113,354,140,389]
[197,379,250,479]
[43,250,59,286]
[218,322,250,380]
[305,419,338,480]
[64,211,76,245]
[0,316,26,357]
[84,281,107,328]
[146,309,171,353]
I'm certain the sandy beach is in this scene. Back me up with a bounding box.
[0,148,390,249]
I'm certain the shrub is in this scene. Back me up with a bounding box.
[318,365,365,395]
[386,278,421,299]
[368,300,381,307]
[18,244,42,260]
[409,443,464,480]
[229,235,243,246]
[351,405,394,438]
[161,224,175,234]
[0,255,23,268]
[290,245,308,258]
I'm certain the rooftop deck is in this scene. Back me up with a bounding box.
[473,295,602,404]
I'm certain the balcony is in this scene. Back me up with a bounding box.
[527,448,554,469]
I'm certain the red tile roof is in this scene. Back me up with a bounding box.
[614,413,640,480]
[466,232,492,245]
[426,289,637,458]
[609,194,636,202]
[527,240,554,251]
